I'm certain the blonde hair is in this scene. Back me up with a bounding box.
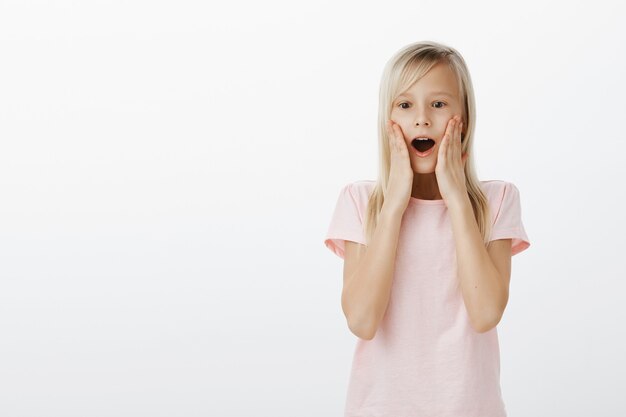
[360,40,493,256]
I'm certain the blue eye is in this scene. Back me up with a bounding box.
[398,101,446,109]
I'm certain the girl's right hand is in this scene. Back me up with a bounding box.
[384,120,414,214]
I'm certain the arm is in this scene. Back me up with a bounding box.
[448,194,512,333]
[342,204,403,340]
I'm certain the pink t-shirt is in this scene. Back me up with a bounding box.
[324,179,530,417]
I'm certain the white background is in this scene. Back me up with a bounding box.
[1,0,625,416]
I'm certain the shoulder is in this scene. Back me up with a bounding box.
[338,180,376,214]
[343,179,376,199]
[480,180,525,227]
[479,179,520,203]
[480,179,509,192]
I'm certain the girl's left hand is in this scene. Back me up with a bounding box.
[435,115,469,205]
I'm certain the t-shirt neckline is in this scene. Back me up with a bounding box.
[408,196,447,205]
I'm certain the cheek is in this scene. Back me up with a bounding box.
[438,112,454,122]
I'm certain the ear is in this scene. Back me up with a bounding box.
[462,152,469,166]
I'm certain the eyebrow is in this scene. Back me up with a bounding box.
[398,91,455,99]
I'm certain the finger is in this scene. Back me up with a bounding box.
[389,125,398,153]
[439,118,451,159]
[444,117,455,142]
[449,118,457,154]
[391,123,405,155]
[454,117,462,155]
[459,122,464,157]
[387,121,396,149]
[454,118,461,152]
[438,127,447,160]
[392,123,408,151]
[450,118,457,154]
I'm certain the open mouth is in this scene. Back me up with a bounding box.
[411,138,436,153]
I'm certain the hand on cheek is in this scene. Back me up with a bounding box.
[435,115,469,204]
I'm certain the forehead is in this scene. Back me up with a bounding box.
[398,62,460,99]
[398,90,456,99]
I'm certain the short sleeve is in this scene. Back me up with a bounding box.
[489,181,531,256]
[323,183,368,260]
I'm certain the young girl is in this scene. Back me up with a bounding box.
[324,41,530,417]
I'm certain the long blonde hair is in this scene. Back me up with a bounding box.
[361,40,493,255]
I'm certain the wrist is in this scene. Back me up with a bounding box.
[380,202,405,223]
[447,192,471,212]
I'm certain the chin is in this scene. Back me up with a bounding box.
[413,168,435,175]
[411,167,436,175]
[411,160,436,174]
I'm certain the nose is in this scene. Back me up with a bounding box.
[413,110,430,127]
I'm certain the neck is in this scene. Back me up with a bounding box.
[411,173,442,200]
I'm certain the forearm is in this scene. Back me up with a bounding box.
[342,204,403,339]
[448,195,507,333]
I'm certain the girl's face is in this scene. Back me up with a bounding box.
[390,62,465,174]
